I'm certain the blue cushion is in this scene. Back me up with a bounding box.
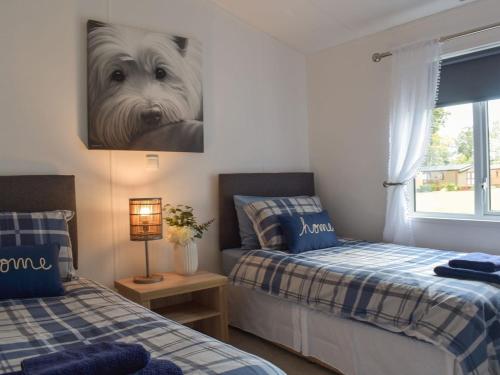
[0,211,76,280]
[243,196,323,250]
[0,244,64,299]
[234,195,282,250]
[278,211,338,253]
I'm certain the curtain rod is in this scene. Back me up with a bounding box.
[372,21,500,62]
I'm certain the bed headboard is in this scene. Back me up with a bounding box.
[218,173,315,250]
[0,175,78,269]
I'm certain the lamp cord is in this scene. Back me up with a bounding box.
[105,0,118,283]
[109,150,117,281]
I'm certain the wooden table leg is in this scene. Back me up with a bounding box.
[219,285,229,341]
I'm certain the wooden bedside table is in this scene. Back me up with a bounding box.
[115,271,228,341]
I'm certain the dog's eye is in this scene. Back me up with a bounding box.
[155,68,167,80]
[110,70,125,82]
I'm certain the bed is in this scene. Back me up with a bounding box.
[0,175,284,375]
[219,173,500,375]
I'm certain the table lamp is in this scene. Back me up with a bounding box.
[129,198,163,283]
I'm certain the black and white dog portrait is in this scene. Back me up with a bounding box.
[87,20,203,152]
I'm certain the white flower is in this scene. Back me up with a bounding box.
[166,226,195,246]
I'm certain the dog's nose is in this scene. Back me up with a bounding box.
[141,109,162,126]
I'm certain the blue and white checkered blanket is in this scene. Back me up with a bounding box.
[230,239,500,375]
[0,278,283,375]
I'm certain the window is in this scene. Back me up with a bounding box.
[414,100,500,217]
[488,99,500,211]
[413,45,500,218]
[415,104,474,215]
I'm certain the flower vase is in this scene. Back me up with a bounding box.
[173,241,198,275]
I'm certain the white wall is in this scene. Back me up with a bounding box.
[307,0,500,253]
[0,0,310,285]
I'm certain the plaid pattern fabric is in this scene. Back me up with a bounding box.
[0,278,284,375]
[0,211,76,280]
[230,239,500,375]
[243,196,322,250]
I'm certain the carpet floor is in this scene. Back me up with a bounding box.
[228,327,340,375]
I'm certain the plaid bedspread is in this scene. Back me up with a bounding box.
[0,278,283,375]
[230,239,500,375]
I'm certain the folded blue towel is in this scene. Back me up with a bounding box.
[435,265,500,285]
[21,342,150,375]
[449,252,500,272]
[135,359,183,375]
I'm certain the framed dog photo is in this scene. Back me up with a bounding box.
[87,20,203,152]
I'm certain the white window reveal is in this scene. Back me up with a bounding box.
[413,45,500,219]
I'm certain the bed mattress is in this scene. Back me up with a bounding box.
[228,284,459,375]
[229,240,500,375]
[0,277,283,374]
[223,248,459,375]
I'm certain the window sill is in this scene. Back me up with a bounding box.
[410,213,500,226]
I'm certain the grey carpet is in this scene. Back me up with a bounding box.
[228,327,340,375]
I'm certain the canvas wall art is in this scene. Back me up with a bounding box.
[87,20,203,152]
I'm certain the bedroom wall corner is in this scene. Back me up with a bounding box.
[306,0,500,253]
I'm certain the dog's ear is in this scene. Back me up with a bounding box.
[173,36,188,56]
[87,19,107,33]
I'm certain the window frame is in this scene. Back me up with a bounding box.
[411,100,500,221]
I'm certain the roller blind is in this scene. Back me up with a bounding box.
[436,46,500,107]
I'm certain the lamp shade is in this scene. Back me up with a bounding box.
[129,198,163,241]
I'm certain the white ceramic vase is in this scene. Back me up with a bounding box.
[173,241,198,275]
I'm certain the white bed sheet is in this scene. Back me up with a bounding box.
[228,284,461,375]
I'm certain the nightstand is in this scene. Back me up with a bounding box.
[114,271,228,341]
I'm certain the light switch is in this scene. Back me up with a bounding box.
[146,154,159,170]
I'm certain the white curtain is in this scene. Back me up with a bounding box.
[383,40,442,245]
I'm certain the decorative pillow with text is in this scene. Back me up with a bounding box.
[0,211,76,281]
[0,244,64,299]
[279,211,338,253]
[243,196,322,250]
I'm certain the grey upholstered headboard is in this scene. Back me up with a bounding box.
[0,175,78,269]
[218,173,315,250]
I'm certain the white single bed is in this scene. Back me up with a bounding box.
[0,175,285,375]
[218,173,462,375]
[223,249,459,375]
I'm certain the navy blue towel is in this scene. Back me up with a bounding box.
[136,359,183,375]
[435,265,500,285]
[21,342,150,375]
[449,252,500,272]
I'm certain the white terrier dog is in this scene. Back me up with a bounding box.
[87,20,203,151]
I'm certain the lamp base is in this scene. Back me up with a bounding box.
[133,274,164,284]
